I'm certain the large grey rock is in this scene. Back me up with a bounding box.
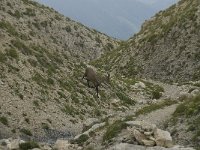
[154,129,173,148]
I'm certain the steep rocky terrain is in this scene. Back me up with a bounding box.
[0,0,162,144]
[93,0,200,83]
[0,0,200,150]
[0,0,121,141]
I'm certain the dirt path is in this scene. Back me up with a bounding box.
[136,103,178,128]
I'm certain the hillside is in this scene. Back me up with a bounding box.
[1,0,161,145]
[0,0,121,141]
[0,0,200,150]
[93,0,200,83]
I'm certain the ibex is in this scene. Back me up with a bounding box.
[82,67,110,98]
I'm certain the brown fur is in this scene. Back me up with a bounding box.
[82,67,110,98]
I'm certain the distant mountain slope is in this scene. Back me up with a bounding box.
[36,0,177,40]
[92,0,200,83]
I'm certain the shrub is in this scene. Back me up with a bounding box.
[33,100,39,107]
[19,141,39,150]
[23,8,36,16]
[41,123,49,130]
[6,48,19,59]
[73,134,89,146]
[65,25,71,32]
[0,116,8,126]
[20,128,32,136]
[116,92,135,105]
[0,21,18,36]
[11,39,32,55]
[0,51,7,63]
[103,120,127,142]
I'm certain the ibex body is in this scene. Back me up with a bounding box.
[82,67,110,98]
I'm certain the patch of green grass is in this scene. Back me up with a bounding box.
[71,92,79,103]
[23,8,36,16]
[57,91,67,99]
[11,39,32,55]
[171,94,200,148]
[0,51,7,63]
[61,104,75,115]
[41,123,50,130]
[0,21,18,36]
[103,120,128,143]
[0,116,8,126]
[73,134,89,146]
[173,94,200,117]
[19,141,39,150]
[116,92,135,105]
[6,48,19,59]
[20,128,32,136]
[33,100,39,107]
[135,99,176,116]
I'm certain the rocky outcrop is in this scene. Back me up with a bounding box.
[125,121,173,148]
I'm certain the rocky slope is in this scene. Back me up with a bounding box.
[0,0,200,150]
[0,0,122,141]
[92,0,200,83]
[0,0,162,144]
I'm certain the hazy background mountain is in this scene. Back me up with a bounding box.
[35,0,177,40]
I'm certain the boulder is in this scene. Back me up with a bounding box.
[154,129,173,148]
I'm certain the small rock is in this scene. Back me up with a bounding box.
[7,139,21,150]
[134,82,146,89]
[142,139,155,146]
[144,131,153,136]
[82,118,100,131]
[54,139,70,150]
[154,129,173,148]
[133,129,147,145]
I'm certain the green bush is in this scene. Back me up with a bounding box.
[0,51,7,63]
[6,48,19,59]
[0,21,18,36]
[20,128,32,136]
[19,141,39,150]
[23,8,36,16]
[73,134,89,146]
[0,116,8,126]
[116,92,135,105]
[41,123,50,130]
[103,120,127,142]
[11,39,32,55]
